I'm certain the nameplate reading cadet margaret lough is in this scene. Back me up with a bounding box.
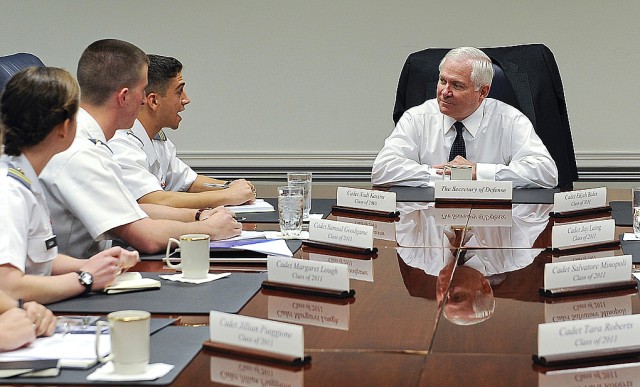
[551,219,615,250]
[268,295,349,331]
[309,252,374,282]
[209,311,304,360]
[309,219,374,249]
[336,187,396,213]
[543,255,632,292]
[267,256,350,292]
[553,187,607,214]
[537,314,640,363]
[434,180,512,201]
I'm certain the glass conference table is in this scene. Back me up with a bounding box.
[24,186,640,386]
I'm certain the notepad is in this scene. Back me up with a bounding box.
[104,272,161,294]
[226,199,275,213]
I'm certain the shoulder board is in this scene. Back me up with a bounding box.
[6,165,31,190]
[153,130,167,141]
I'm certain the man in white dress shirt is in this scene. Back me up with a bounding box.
[40,40,241,258]
[371,47,558,188]
[109,54,255,209]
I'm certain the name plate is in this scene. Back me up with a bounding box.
[537,314,640,363]
[553,187,607,214]
[209,355,303,387]
[544,294,633,323]
[433,208,471,227]
[551,219,615,250]
[335,216,396,242]
[434,180,512,201]
[539,362,640,387]
[309,252,374,282]
[268,295,349,330]
[308,219,374,249]
[552,249,623,263]
[209,311,304,360]
[267,256,349,292]
[336,187,396,213]
[544,255,632,291]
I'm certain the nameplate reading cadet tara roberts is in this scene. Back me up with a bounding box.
[434,180,512,201]
[536,314,640,365]
[543,255,632,293]
[551,219,615,250]
[336,187,396,213]
[309,219,374,249]
[539,362,640,387]
[553,187,607,214]
[267,256,350,292]
[208,311,305,362]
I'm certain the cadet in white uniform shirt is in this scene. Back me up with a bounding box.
[372,47,558,189]
[109,54,256,209]
[40,39,242,259]
[0,66,138,304]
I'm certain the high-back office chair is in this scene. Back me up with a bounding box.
[0,53,45,91]
[392,44,578,189]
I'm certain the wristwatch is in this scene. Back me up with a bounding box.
[77,271,93,294]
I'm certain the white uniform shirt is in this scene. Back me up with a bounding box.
[108,119,197,200]
[0,154,57,275]
[371,98,558,188]
[40,109,148,258]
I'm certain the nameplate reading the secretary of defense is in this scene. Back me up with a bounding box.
[267,256,350,292]
[209,311,304,360]
[553,187,607,214]
[543,255,632,292]
[551,218,615,250]
[537,314,640,363]
[434,180,512,201]
[308,219,374,249]
[336,187,396,213]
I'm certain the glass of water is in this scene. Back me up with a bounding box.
[278,185,304,237]
[287,172,312,220]
[633,188,640,237]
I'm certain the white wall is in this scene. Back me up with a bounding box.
[1,1,638,171]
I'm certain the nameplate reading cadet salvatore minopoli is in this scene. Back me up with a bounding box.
[309,219,374,249]
[434,180,512,201]
[267,256,350,292]
[551,219,615,250]
[536,314,640,364]
[544,255,632,292]
[209,311,304,360]
[544,294,633,323]
[336,187,396,213]
[553,187,607,214]
[539,362,640,387]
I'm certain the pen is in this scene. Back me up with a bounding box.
[17,298,24,309]
[203,183,229,189]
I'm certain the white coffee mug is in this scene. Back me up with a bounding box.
[164,234,210,279]
[95,310,150,375]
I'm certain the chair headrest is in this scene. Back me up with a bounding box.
[0,53,45,91]
[487,62,520,111]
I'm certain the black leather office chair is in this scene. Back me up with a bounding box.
[0,53,45,91]
[392,44,578,189]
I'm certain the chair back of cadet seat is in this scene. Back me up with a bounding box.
[0,53,45,91]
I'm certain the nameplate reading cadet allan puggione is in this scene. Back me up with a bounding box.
[543,255,632,291]
[551,218,615,250]
[308,219,374,249]
[209,311,304,360]
[267,256,350,292]
[537,314,640,362]
[434,180,512,201]
[209,354,303,386]
[553,187,607,214]
[336,187,396,213]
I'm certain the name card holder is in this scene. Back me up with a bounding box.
[549,219,619,253]
[332,187,400,218]
[550,187,611,218]
[434,180,513,204]
[303,219,378,256]
[261,281,356,299]
[205,312,310,366]
[539,280,637,298]
[262,256,355,299]
[532,346,640,367]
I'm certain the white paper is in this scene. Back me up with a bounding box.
[226,199,275,213]
[87,362,174,381]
